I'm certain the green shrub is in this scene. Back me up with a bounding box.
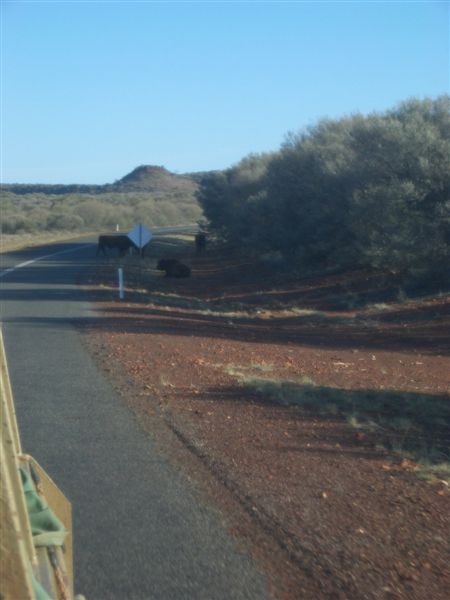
[197,95,450,281]
[0,188,202,236]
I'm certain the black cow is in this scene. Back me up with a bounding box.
[157,259,191,278]
[195,232,207,254]
[96,235,137,257]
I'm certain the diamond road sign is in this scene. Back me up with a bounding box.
[127,224,153,248]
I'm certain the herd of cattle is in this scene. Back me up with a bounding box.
[96,232,206,278]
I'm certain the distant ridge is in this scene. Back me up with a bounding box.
[1,165,202,195]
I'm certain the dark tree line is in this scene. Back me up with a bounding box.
[197,96,450,281]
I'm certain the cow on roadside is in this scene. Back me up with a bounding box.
[157,258,191,278]
[96,235,137,257]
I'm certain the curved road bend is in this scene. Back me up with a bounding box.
[0,238,272,600]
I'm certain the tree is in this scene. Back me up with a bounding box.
[198,95,449,279]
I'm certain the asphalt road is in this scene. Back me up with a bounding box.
[0,237,271,600]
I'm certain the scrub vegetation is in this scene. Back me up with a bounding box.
[233,374,450,470]
[1,166,202,243]
[198,96,450,289]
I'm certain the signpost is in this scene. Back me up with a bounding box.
[127,224,152,253]
[118,268,124,300]
[125,224,153,293]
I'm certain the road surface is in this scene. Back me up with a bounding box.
[0,237,272,600]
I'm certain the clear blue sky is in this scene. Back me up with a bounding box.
[1,0,449,184]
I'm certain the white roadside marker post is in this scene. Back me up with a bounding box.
[118,268,124,300]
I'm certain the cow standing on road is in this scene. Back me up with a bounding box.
[96,235,137,257]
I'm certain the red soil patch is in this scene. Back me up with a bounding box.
[81,239,450,600]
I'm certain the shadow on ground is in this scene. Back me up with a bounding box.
[194,381,450,465]
[78,302,450,356]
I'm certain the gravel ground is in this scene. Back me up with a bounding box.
[80,237,450,599]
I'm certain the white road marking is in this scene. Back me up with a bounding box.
[0,244,93,279]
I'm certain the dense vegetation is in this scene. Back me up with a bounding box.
[1,166,202,236]
[1,191,202,234]
[198,96,450,283]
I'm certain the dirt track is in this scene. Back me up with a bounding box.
[81,236,450,599]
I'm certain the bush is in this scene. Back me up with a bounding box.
[1,215,29,234]
[197,153,274,245]
[47,213,85,231]
[197,95,450,279]
[73,200,106,227]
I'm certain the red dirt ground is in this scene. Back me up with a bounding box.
[80,237,450,600]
